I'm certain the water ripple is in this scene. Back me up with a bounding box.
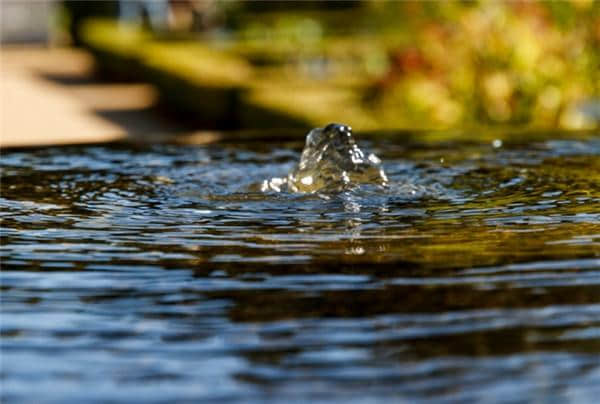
[1,136,599,403]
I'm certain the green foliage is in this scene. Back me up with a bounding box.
[230,1,599,130]
[80,1,599,132]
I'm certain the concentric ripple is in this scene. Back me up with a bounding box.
[1,134,599,403]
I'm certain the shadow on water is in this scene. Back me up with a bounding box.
[1,130,600,402]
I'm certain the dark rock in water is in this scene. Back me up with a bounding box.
[263,123,388,193]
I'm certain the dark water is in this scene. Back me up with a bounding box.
[1,133,600,403]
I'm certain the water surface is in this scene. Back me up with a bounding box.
[1,132,600,403]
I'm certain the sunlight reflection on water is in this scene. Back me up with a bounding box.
[1,134,600,403]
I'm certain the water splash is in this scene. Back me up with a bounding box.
[262,123,388,193]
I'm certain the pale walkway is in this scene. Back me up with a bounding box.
[1,47,194,148]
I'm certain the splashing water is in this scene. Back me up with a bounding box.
[262,123,388,193]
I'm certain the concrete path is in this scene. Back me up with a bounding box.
[1,47,195,148]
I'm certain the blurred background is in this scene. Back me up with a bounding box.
[2,0,599,146]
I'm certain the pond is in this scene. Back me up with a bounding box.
[1,131,600,403]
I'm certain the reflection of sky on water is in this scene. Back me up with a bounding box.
[1,135,600,403]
